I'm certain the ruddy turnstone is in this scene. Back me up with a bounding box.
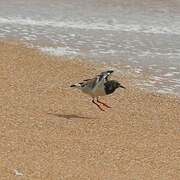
[70,70,125,111]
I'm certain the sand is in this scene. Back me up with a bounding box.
[0,41,180,179]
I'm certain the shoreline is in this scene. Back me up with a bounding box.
[3,37,180,97]
[0,40,180,179]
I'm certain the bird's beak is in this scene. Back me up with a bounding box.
[119,84,126,89]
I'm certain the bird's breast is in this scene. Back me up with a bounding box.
[92,85,106,97]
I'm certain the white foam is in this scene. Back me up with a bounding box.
[0,17,180,35]
[100,49,116,54]
[134,68,143,74]
[38,46,79,56]
[152,76,162,81]
[163,72,174,77]
[156,88,173,94]
[168,67,177,70]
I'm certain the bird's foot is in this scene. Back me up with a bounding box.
[92,100,105,111]
[97,99,111,108]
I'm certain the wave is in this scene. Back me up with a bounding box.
[0,17,180,35]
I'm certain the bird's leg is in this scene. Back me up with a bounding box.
[97,98,111,108]
[92,98,104,111]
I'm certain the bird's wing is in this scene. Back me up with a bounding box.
[82,77,96,88]
[83,70,114,89]
[98,70,114,82]
[91,70,114,90]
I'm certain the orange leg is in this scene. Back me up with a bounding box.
[92,99,104,111]
[97,98,111,108]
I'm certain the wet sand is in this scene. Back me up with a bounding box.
[0,41,180,179]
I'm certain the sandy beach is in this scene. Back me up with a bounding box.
[0,41,180,179]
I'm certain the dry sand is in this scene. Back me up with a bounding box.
[0,41,180,179]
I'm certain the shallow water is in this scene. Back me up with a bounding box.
[0,0,180,95]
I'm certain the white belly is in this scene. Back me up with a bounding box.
[92,85,106,97]
[82,86,106,98]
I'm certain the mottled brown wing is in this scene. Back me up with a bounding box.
[83,77,98,89]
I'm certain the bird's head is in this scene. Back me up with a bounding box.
[104,80,125,95]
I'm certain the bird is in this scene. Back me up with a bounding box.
[70,70,125,111]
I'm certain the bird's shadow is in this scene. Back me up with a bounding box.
[47,113,96,120]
